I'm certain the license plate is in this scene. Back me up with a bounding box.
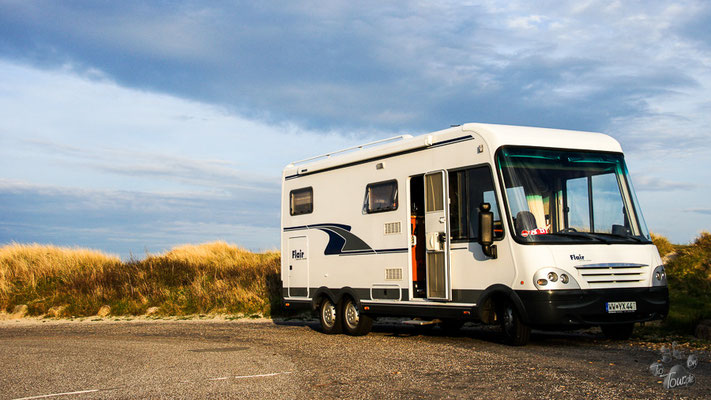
[606,301,637,313]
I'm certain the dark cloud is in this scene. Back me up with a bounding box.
[2,1,706,138]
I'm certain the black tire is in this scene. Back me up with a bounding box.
[318,297,342,334]
[500,301,530,346]
[601,323,634,340]
[340,297,373,336]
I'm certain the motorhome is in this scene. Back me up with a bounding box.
[280,123,668,345]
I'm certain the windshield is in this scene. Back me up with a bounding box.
[496,147,651,244]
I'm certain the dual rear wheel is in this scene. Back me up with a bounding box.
[318,297,373,336]
[318,297,341,334]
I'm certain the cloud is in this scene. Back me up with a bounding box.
[685,208,711,215]
[0,179,279,258]
[0,61,390,256]
[1,1,710,249]
[22,138,280,192]
[1,0,709,144]
[0,59,376,191]
[632,175,698,192]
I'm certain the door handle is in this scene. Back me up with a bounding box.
[289,265,293,270]
[427,232,444,251]
[439,216,446,223]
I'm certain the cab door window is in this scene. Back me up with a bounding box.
[448,166,503,241]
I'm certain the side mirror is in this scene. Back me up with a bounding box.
[478,202,498,259]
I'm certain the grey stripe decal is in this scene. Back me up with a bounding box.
[283,223,407,256]
[283,287,479,303]
[575,263,647,269]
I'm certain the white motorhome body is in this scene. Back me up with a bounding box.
[280,123,668,344]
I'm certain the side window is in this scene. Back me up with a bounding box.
[363,180,398,213]
[591,173,626,233]
[449,170,468,240]
[425,172,445,212]
[290,187,313,216]
[566,177,590,231]
[448,166,504,241]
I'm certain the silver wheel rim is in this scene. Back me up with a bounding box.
[503,305,514,335]
[345,301,359,329]
[321,300,337,329]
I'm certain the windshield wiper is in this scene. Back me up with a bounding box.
[548,231,611,243]
[588,232,647,243]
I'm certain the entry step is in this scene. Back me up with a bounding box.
[402,319,442,326]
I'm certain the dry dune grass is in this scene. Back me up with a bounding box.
[0,242,281,318]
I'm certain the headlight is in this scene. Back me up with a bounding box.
[533,267,580,290]
[652,265,667,287]
[560,274,569,284]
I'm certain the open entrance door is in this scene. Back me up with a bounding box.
[424,170,450,300]
[409,176,426,297]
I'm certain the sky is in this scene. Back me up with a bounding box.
[1,1,710,258]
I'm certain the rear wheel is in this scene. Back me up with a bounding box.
[318,297,341,334]
[601,323,634,340]
[500,301,530,346]
[341,297,373,336]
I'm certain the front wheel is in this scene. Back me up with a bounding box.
[500,301,530,346]
[318,298,341,334]
[601,323,634,340]
[341,297,373,336]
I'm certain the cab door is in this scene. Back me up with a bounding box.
[424,170,450,300]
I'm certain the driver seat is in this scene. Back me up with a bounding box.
[515,211,537,234]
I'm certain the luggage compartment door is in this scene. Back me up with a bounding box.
[424,170,450,300]
[287,236,309,298]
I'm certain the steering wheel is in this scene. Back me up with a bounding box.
[560,227,578,232]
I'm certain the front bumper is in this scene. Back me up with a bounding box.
[516,287,669,327]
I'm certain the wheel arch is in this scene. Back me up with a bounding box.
[334,287,361,305]
[477,284,529,324]
[310,287,336,311]
[311,287,363,311]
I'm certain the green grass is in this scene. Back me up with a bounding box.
[652,232,711,334]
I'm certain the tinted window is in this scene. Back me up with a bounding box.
[363,180,398,213]
[497,146,650,243]
[425,172,444,212]
[448,166,503,241]
[290,187,313,215]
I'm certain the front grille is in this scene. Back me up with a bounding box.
[575,263,647,286]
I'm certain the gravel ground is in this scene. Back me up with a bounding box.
[0,318,709,399]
